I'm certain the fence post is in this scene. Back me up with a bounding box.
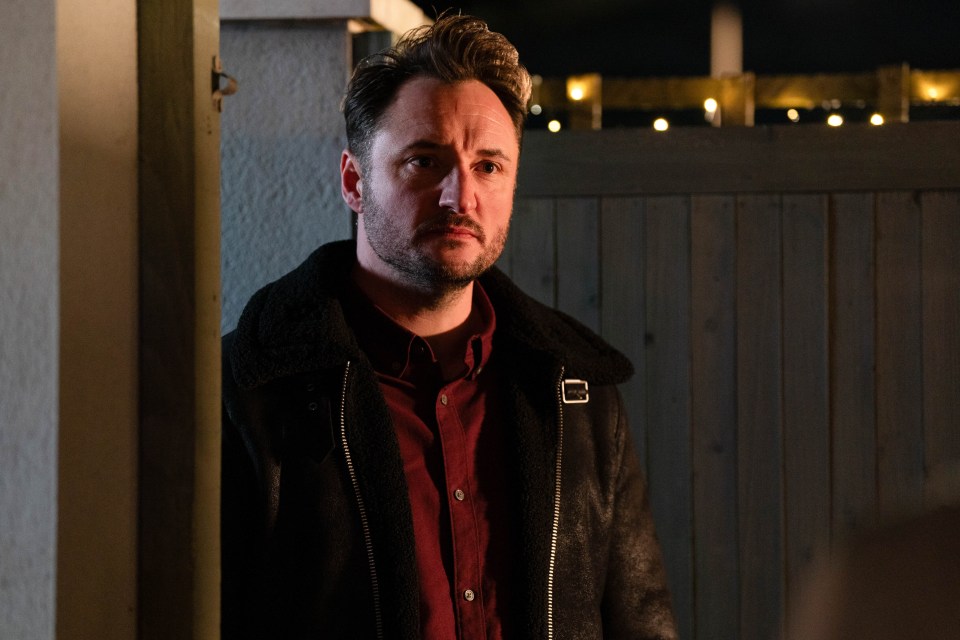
[719,72,755,126]
[878,63,910,123]
[566,73,602,130]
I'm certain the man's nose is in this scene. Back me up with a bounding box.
[438,165,477,214]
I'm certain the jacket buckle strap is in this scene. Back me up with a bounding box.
[561,378,589,404]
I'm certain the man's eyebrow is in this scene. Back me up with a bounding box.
[477,148,513,162]
[400,139,513,162]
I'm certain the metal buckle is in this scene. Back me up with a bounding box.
[562,378,589,404]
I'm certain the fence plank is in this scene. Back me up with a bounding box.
[921,190,960,506]
[517,123,960,197]
[556,198,601,332]
[736,194,785,640]
[781,194,831,616]
[690,195,739,640]
[600,196,647,461]
[644,195,694,640]
[829,193,878,537]
[876,191,925,517]
[504,197,556,307]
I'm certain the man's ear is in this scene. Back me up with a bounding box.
[340,150,364,214]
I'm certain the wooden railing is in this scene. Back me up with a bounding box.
[530,65,960,128]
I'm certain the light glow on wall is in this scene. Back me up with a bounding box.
[565,73,601,104]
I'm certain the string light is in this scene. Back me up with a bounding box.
[566,74,600,103]
[653,118,669,131]
[787,108,800,122]
[827,113,844,127]
[870,113,885,126]
[530,104,542,116]
[547,120,562,133]
[703,98,718,123]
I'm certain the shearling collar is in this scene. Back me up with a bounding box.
[228,239,633,390]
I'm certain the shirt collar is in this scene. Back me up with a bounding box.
[342,282,496,382]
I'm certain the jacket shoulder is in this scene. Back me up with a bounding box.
[225,241,361,390]
[480,268,634,385]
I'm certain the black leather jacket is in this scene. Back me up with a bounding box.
[222,240,677,639]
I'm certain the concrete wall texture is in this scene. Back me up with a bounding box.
[0,0,59,637]
[220,21,355,334]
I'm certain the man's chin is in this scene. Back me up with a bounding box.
[417,255,497,288]
[419,245,486,270]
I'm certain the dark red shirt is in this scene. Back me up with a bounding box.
[344,283,517,639]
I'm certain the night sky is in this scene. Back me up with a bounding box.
[411,1,958,77]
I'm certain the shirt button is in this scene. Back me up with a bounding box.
[440,394,448,405]
[454,488,465,501]
[463,589,475,602]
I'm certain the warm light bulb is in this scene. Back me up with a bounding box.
[827,114,844,127]
[653,118,669,132]
[704,98,718,113]
[927,87,939,100]
[569,86,585,101]
[787,108,800,122]
[870,113,885,126]
[547,120,562,133]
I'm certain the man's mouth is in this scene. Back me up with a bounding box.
[417,216,484,242]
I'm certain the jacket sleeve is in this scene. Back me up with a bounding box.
[601,402,679,640]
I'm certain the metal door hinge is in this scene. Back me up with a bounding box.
[212,55,238,112]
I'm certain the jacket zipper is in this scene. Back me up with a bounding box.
[338,361,385,639]
[546,366,565,640]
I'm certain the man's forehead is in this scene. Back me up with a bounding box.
[377,77,519,149]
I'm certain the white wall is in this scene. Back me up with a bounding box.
[220,21,355,333]
[56,0,139,636]
[0,0,59,637]
[0,0,139,637]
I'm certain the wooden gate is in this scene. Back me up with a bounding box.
[501,121,960,640]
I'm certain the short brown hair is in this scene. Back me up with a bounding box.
[342,14,532,167]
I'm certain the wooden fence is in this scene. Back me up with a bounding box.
[499,121,960,640]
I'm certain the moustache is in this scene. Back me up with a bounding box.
[415,213,485,241]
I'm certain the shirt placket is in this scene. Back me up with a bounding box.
[435,382,486,639]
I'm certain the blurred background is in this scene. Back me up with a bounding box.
[410,0,960,128]
[411,0,956,75]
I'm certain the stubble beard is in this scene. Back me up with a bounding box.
[361,193,509,298]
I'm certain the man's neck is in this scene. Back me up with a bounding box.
[351,263,481,379]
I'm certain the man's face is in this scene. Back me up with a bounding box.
[342,76,520,292]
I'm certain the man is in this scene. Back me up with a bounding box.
[222,14,677,639]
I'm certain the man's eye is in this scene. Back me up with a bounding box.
[410,157,434,168]
[478,161,499,174]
